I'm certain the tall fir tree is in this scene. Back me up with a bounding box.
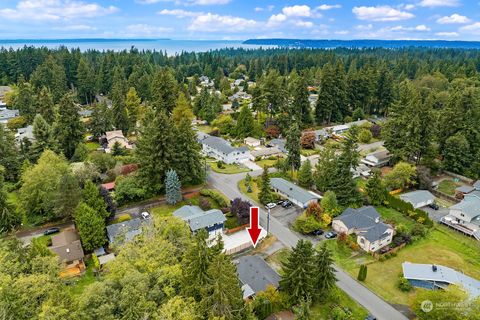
[286,121,301,171]
[111,67,129,134]
[90,102,112,138]
[125,87,141,134]
[53,173,81,219]
[151,68,178,114]
[174,118,205,186]
[83,180,109,219]
[165,169,182,205]
[280,239,316,304]
[53,93,83,159]
[235,105,255,138]
[136,108,176,194]
[13,77,36,123]
[31,114,56,161]
[172,92,194,125]
[74,202,105,251]
[258,166,274,205]
[0,123,20,182]
[30,55,67,103]
[0,166,20,233]
[298,160,314,188]
[365,169,387,206]
[291,74,313,126]
[76,57,96,105]
[314,243,337,300]
[35,87,55,124]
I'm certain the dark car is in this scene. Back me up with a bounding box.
[310,229,324,236]
[277,200,285,205]
[428,202,439,210]
[282,200,293,208]
[365,315,376,320]
[43,227,60,236]
[324,231,337,239]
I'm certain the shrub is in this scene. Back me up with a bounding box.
[200,189,229,208]
[216,161,225,169]
[357,265,367,281]
[115,175,147,205]
[199,197,211,210]
[116,214,131,223]
[397,277,413,292]
[92,253,100,271]
[293,212,323,234]
[358,129,373,144]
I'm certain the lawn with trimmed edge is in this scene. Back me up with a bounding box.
[376,206,416,232]
[209,162,251,174]
[150,195,201,217]
[238,178,260,204]
[437,179,460,196]
[255,159,277,168]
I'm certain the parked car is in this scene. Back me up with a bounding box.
[277,200,285,205]
[43,227,60,236]
[265,203,277,210]
[365,315,376,320]
[281,200,293,208]
[324,231,337,239]
[428,202,439,210]
[309,229,324,236]
[141,211,151,220]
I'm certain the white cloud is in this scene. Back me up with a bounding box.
[137,0,230,5]
[436,14,470,24]
[188,13,257,32]
[54,24,97,31]
[334,30,349,35]
[254,7,263,12]
[384,24,431,32]
[293,20,313,28]
[316,4,341,11]
[352,6,414,22]
[158,9,201,17]
[435,31,459,37]
[282,5,312,17]
[419,0,459,7]
[355,24,373,31]
[460,22,480,34]
[0,0,118,21]
[125,24,173,36]
[402,4,416,10]
[267,13,287,27]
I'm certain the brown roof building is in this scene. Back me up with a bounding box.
[49,229,86,278]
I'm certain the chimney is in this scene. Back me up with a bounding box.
[432,265,437,272]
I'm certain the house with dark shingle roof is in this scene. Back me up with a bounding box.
[173,205,226,237]
[0,108,19,124]
[270,178,321,208]
[106,218,152,245]
[400,190,435,209]
[49,228,86,277]
[332,206,394,252]
[200,134,251,164]
[235,255,281,299]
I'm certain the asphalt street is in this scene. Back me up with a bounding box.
[208,169,409,320]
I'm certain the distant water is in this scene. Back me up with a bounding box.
[244,38,480,49]
[0,39,274,54]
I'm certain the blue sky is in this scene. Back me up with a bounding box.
[1,0,480,40]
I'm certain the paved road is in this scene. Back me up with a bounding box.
[208,170,408,320]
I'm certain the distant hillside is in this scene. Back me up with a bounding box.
[243,38,480,49]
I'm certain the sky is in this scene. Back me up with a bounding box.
[1,0,480,40]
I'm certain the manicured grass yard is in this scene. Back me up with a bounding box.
[150,195,201,217]
[437,179,460,196]
[326,225,480,305]
[238,178,260,204]
[300,148,318,157]
[255,158,277,168]
[209,162,251,174]
[85,142,100,152]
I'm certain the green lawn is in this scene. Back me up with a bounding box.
[265,248,290,273]
[376,206,416,232]
[68,258,96,295]
[86,142,100,151]
[255,158,277,168]
[196,124,214,133]
[238,178,260,204]
[437,179,460,196]
[300,148,318,157]
[325,225,480,305]
[209,162,251,174]
[311,288,369,319]
[150,195,201,217]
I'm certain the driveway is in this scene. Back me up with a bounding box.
[423,206,449,222]
[241,160,262,171]
[269,205,303,227]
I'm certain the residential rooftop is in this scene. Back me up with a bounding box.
[270,178,321,205]
[235,255,280,299]
[335,206,392,242]
[173,205,226,232]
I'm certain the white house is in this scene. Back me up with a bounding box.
[244,137,261,147]
[400,190,435,209]
[200,135,251,164]
[173,205,226,238]
[361,150,391,167]
[0,109,19,124]
[332,206,394,252]
[442,194,480,240]
[270,178,321,208]
[15,125,35,143]
[105,130,133,152]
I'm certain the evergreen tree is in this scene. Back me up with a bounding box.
[151,68,178,113]
[298,160,313,188]
[111,67,129,134]
[125,87,141,133]
[83,180,109,219]
[443,133,471,175]
[174,118,206,186]
[136,109,176,194]
[374,66,394,115]
[30,55,67,103]
[35,87,55,124]
[0,123,20,182]
[258,166,274,205]
[314,243,337,299]
[53,93,83,159]
[291,74,313,125]
[320,191,341,217]
[365,169,387,206]
[182,229,212,301]
[74,202,106,251]
[165,169,182,205]
[173,92,194,125]
[13,78,36,123]
[0,167,20,233]
[314,147,338,193]
[76,57,96,105]
[286,122,301,171]
[72,143,89,162]
[280,239,316,304]
[53,173,81,219]
[235,105,255,138]
[90,102,112,138]
[31,114,56,161]
[293,298,311,320]
[111,141,125,156]
[204,253,246,320]
[99,186,116,220]
[315,62,347,124]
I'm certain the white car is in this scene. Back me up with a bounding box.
[265,203,277,210]
[141,211,151,220]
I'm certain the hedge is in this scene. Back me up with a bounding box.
[384,193,433,227]
[200,189,229,208]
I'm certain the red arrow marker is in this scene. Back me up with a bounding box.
[247,207,261,247]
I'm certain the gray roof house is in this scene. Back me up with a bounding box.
[200,134,251,164]
[270,178,321,208]
[402,262,480,298]
[474,180,480,191]
[332,206,394,252]
[361,150,391,167]
[173,205,226,236]
[15,125,35,142]
[235,255,281,299]
[455,185,475,195]
[0,109,19,124]
[267,139,287,153]
[400,190,435,209]
[106,218,152,245]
